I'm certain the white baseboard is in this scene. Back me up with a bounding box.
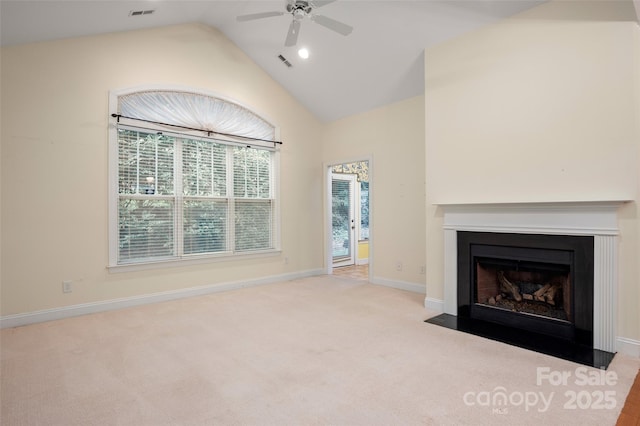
[424,297,445,313]
[370,277,425,294]
[356,258,369,265]
[0,269,324,329]
[616,337,640,358]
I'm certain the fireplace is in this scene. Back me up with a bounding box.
[424,201,626,368]
[457,231,594,346]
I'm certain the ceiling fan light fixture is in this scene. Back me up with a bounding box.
[298,48,310,59]
[236,0,352,48]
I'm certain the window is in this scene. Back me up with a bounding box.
[109,90,279,267]
[360,181,369,240]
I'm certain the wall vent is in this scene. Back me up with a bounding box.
[129,10,155,17]
[277,54,293,68]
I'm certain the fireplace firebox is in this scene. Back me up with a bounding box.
[457,232,594,346]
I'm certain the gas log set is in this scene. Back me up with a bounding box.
[481,269,569,321]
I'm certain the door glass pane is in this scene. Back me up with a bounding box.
[332,178,351,260]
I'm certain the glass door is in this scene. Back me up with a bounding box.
[331,173,357,267]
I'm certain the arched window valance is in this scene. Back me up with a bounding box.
[115,90,278,145]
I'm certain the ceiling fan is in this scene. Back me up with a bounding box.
[236,0,353,47]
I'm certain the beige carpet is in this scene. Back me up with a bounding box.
[2,275,639,425]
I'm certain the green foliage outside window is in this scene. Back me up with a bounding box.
[117,128,274,264]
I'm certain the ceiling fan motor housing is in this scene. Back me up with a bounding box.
[287,1,313,15]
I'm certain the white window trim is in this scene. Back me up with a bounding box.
[108,85,281,271]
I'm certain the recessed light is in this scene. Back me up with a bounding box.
[298,48,310,59]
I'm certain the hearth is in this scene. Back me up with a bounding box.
[457,231,594,346]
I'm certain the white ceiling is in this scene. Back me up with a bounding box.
[1,1,638,122]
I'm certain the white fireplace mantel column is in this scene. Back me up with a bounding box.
[437,200,629,353]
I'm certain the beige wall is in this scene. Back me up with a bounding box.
[322,96,426,288]
[0,24,324,316]
[425,4,640,341]
[2,4,638,349]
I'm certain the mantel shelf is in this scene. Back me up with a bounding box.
[434,199,632,209]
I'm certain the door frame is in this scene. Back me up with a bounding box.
[324,156,373,276]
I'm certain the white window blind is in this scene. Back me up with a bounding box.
[111,90,278,267]
[118,130,176,262]
[233,147,273,252]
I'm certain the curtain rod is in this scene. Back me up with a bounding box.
[110,113,283,145]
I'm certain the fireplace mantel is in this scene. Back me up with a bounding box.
[437,200,630,236]
[436,200,630,353]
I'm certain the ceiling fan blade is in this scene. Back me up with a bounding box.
[284,19,301,47]
[311,0,337,8]
[311,14,353,36]
[237,11,284,22]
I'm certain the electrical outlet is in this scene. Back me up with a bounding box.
[420,266,426,275]
[284,256,289,265]
[62,280,72,293]
[395,261,403,272]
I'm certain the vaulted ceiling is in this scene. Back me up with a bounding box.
[2,1,638,122]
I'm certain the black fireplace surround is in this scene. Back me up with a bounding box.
[457,231,594,347]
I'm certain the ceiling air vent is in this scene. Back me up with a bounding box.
[129,9,155,17]
[277,54,293,68]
